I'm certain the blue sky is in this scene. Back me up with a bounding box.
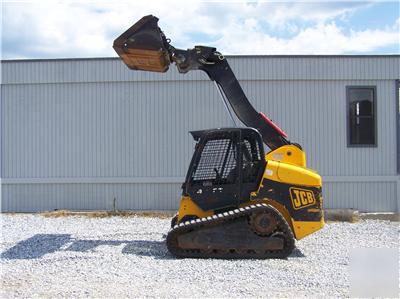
[1,1,399,59]
[334,1,399,53]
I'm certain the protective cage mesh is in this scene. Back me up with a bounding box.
[192,138,237,183]
[242,139,261,165]
[241,138,263,183]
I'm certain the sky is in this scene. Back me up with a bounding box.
[1,0,399,59]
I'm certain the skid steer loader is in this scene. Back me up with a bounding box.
[113,15,324,259]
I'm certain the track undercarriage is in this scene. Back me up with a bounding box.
[166,204,295,259]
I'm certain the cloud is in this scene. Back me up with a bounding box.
[196,1,370,29]
[214,19,400,55]
[1,0,399,59]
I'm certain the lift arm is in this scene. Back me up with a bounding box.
[113,15,290,150]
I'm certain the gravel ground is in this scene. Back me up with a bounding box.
[1,214,398,298]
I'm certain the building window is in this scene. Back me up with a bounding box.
[347,86,376,146]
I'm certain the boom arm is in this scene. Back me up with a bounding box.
[113,15,290,150]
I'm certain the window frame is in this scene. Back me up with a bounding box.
[396,80,399,174]
[346,85,378,148]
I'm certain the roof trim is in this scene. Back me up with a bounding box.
[2,54,400,63]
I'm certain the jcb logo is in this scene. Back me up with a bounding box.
[289,187,316,210]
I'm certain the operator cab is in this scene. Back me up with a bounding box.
[183,128,266,211]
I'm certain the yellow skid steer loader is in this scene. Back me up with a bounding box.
[113,15,324,259]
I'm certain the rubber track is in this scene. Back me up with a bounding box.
[166,203,295,259]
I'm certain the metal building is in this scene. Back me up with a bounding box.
[1,55,399,212]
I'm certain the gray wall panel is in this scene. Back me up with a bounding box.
[2,80,397,178]
[2,183,182,212]
[2,56,399,84]
[240,80,397,176]
[2,181,397,213]
[1,56,399,212]
[323,181,398,212]
[1,81,232,178]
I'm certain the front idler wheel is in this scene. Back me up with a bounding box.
[249,210,278,236]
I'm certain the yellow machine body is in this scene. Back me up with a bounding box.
[177,144,324,240]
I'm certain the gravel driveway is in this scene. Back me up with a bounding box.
[1,214,398,298]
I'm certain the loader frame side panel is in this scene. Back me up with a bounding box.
[255,179,323,222]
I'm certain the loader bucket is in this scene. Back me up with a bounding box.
[113,15,171,72]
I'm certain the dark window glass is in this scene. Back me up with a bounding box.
[347,87,376,146]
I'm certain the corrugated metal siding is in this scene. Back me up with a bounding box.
[323,181,398,212]
[1,81,230,178]
[2,80,397,178]
[2,183,182,212]
[2,56,400,84]
[242,79,398,175]
[1,56,399,212]
[2,181,397,212]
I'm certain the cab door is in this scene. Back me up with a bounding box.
[185,131,242,211]
[239,131,266,202]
